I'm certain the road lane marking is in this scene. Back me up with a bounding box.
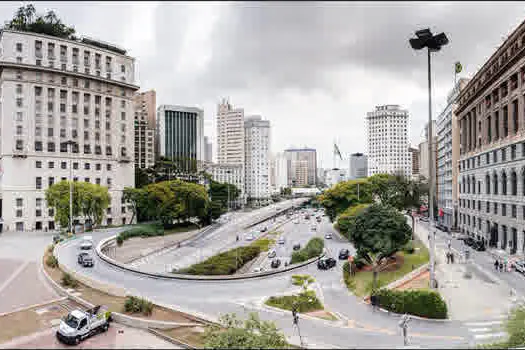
[464,321,503,327]
[410,332,465,340]
[468,328,493,333]
[0,260,29,295]
[473,332,506,340]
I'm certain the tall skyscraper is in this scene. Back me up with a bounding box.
[349,153,368,179]
[156,105,204,173]
[366,105,411,177]
[0,30,138,231]
[270,152,288,193]
[217,98,244,166]
[437,78,469,231]
[284,148,317,186]
[204,136,212,163]
[409,146,420,180]
[244,116,271,204]
[133,90,156,169]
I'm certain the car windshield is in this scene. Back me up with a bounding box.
[64,314,80,329]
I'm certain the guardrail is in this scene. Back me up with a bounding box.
[96,235,322,281]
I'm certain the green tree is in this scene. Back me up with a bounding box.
[203,312,288,349]
[280,187,292,196]
[5,4,76,39]
[317,179,372,222]
[123,187,148,224]
[45,181,110,229]
[134,167,151,188]
[348,204,412,290]
[336,203,369,239]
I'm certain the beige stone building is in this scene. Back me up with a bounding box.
[457,18,525,254]
[133,90,156,168]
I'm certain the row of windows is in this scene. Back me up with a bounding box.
[460,199,524,219]
[35,160,112,171]
[460,169,525,196]
[35,176,112,189]
[461,142,525,171]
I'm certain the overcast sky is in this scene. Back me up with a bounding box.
[2,1,525,169]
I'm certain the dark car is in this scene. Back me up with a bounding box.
[338,249,350,260]
[82,255,94,267]
[472,240,486,251]
[271,259,281,269]
[261,226,268,232]
[293,243,301,251]
[317,257,336,270]
[465,237,475,247]
[78,252,89,265]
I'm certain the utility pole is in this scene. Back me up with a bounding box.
[292,304,304,348]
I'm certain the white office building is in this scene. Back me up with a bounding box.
[366,105,411,177]
[270,152,288,193]
[204,136,212,163]
[203,163,244,207]
[0,30,138,231]
[217,98,244,166]
[244,115,270,204]
[349,152,367,179]
[326,168,347,187]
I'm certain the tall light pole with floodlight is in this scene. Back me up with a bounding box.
[409,28,449,289]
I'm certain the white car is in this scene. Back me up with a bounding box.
[245,234,255,241]
[293,219,299,224]
[80,236,93,250]
[252,267,264,273]
[515,260,525,274]
[311,226,317,231]
[324,233,333,239]
[278,237,285,245]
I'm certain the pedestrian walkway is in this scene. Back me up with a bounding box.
[413,221,512,322]
[463,315,507,346]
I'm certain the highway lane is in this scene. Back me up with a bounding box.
[55,203,477,348]
[129,199,306,273]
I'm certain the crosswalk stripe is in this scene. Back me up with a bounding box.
[468,327,492,333]
[465,320,503,327]
[473,332,506,340]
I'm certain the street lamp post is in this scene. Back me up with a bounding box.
[409,28,449,290]
[63,140,77,235]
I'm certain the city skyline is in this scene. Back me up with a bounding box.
[2,2,525,167]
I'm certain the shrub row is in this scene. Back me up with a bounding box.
[266,290,323,313]
[116,224,164,245]
[372,288,448,319]
[61,272,78,288]
[177,245,261,275]
[290,237,324,264]
[124,296,153,316]
[46,254,59,268]
[291,274,315,286]
[250,238,275,252]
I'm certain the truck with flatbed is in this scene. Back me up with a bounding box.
[56,305,111,345]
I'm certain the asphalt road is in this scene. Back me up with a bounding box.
[54,204,486,348]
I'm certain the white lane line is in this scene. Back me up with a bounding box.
[468,328,493,333]
[0,260,30,295]
[473,332,506,340]
[464,320,503,327]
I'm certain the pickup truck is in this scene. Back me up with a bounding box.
[56,305,111,345]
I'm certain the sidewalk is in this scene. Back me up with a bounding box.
[413,221,512,321]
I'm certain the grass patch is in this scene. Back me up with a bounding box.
[343,239,429,297]
[265,290,323,313]
[251,238,275,252]
[291,274,315,286]
[159,327,206,348]
[124,296,153,316]
[176,245,261,275]
[290,237,324,264]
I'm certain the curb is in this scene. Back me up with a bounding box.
[372,304,452,323]
[95,235,322,281]
[147,328,195,349]
[40,253,208,330]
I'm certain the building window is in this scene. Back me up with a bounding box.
[502,171,508,195]
[512,170,517,195]
[487,201,490,213]
[84,163,90,170]
[48,161,54,169]
[107,164,112,171]
[73,162,79,170]
[96,178,101,185]
[16,42,22,52]
[494,202,498,214]
[16,198,23,207]
[48,177,55,187]
[16,210,22,218]
[502,203,507,217]
[512,144,517,160]
[36,198,42,207]
[36,160,42,168]
[36,177,42,189]
[512,204,517,218]
[502,148,507,161]
[49,208,54,217]
[61,161,67,169]
[47,142,55,152]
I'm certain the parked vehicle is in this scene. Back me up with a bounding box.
[56,305,111,345]
[79,236,93,250]
[252,267,264,273]
[245,233,255,241]
[261,226,268,232]
[81,255,94,267]
[514,260,525,274]
[316,216,322,223]
[53,235,62,244]
[324,233,333,240]
[293,219,300,224]
[311,226,317,231]
[268,249,277,258]
[338,249,350,260]
[271,259,281,268]
[465,237,475,247]
[293,243,301,251]
[472,240,486,251]
[317,257,336,270]
[278,236,285,245]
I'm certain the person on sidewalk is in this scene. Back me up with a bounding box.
[450,252,455,264]
[446,251,450,264]
[447,239,451,250]
[495,259,499,270]
[499,261,504,272]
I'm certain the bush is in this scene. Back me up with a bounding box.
[372,289,448,319]
[403,241,415,254]
[47,244,55,254]
[46,254,58,268]
[291,274,315,286]
[178,245,261,275]
[290,237,324,264]
[251,238,275,252]
[124,296,153,316]
[266,290,323,313]
[117,224,164,244]
[61,272,78,288]
[342,261,356,290]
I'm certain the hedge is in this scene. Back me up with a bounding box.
[177,245,261,275]
[290,237,324,264]
[124,296,153,316]
[372,289,448,319]
[266,290,323,313]
[117,224,164,245]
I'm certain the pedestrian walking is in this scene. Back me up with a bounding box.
[499,261,504,272]
[446,252,450,264]
[447,239,451,250]
[450,252,455,264]
[495,259,499,271]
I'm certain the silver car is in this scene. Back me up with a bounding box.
[268,249,277,258]
[278,237,285,244]
[515,260,525,274]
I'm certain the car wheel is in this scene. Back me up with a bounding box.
[74,336,81,345]
[103,322,109,332]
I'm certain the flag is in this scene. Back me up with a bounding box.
[334,143,342,160]
[455,61,462,74]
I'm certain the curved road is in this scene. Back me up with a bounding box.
[55,205,475,348]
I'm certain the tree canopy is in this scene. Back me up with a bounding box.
[5,4,77,40]
[317,178,372,222]
[348,203,412,265]
[45,181,111,229]
[203,312,289,349]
